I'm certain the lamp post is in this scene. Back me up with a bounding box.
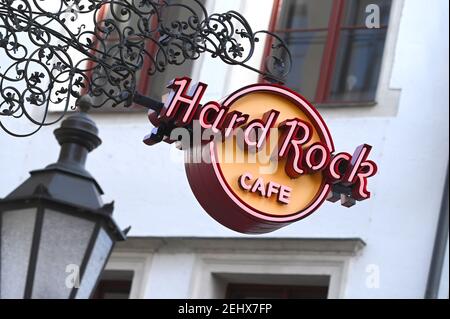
[0,99,126,299]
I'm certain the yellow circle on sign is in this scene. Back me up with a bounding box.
[215,91,325,217]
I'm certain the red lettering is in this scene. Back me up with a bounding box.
[303,142,331,172]
[198,101,227,133]
[243,110,279,151]
[277,119,312,178]
[325,152,351,183]
[343,145,377,200]
[238,173,292,205]
[222,111,249,138]
[160,77,207,126]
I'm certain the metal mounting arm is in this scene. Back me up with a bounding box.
[0,0,292,137]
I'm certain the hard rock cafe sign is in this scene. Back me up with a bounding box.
[144,77,378,234]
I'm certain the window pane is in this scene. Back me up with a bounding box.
[32,210,95,299]
[281,31,327,100]
[144,0,206,101]
[0,209,37,299]
[329,0,392,102]
[93,280,132,299]
[275,0,333,101]
[277,0,333,30]
[75,228,114,299]
[92,270,133,299]
[88,0,205,110]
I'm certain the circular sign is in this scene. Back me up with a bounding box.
[185,84,335,234]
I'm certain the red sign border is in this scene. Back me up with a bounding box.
[185,83,336,233]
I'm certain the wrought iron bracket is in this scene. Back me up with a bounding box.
[0,0,292,137]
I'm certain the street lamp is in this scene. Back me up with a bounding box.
[0,100,126,299]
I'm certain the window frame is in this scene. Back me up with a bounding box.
[101,251,153,299]
[189,238,365,299]
[92,279,133,299]
[262,0,390,105]
[225,283,329,299]
[83,2,162,109]
[100,237,364,299]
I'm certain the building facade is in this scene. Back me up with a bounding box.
[0,0,448,298]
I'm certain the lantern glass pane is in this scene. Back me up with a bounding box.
[75,228,114,299]
[0,209,37,299]
[31,209,95,299]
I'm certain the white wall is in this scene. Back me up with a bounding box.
[0,0,448,298]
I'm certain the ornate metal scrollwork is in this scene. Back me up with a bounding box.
[0,0,292,137]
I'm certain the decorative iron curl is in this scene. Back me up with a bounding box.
[0,0,292,137]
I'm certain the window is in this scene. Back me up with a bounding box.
[267,0,392,104]
[226,283,329,299]
[91,270,133,299]
[87,0,203,110]
[140,0,205,102]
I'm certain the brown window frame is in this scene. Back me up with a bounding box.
[262,0,389,105]
[82,1,163,108]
